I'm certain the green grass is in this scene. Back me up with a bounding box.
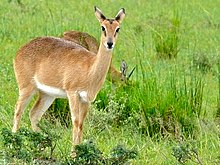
[1,0,220,164]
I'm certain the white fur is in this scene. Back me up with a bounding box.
[78,91,89,103]
[34,76,67,98]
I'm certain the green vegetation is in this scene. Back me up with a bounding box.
[0,0,220,164]
[1,125,58,163]
[1,126,137,164]
[152,10,180,59]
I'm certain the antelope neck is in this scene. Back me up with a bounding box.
[90,42,113,85]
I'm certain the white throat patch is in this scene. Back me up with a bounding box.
[78,91,89,103]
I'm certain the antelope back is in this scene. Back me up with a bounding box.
[63,31,99,53]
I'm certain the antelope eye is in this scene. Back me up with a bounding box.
[116,27,120,33]
[101,26,105,31]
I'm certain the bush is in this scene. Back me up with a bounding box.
[64,141,138,165]
[67,141,104,165]
[95,82,139,126]
[108,144,137,165]
[1,124,59,164]
[172,141,203,164]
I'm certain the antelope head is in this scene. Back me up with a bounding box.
[95,6,125,50]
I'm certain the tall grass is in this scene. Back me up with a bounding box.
[217,60,220,118]
[152,10,181,59]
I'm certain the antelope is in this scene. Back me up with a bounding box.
[12,6,125,145]
[62,30,127,83]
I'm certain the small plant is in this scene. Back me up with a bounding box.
[67,140,104,165]
[1,124,59,163]
[64,141,138,165]
[85,81,141,128]
[1,127,32,162]
[172,141,203,164]
[108,144,137,165]
[1,127,137,164]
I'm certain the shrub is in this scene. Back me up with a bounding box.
[64,141,138,165]
[95,82,139,126]
[65,141,104,165]
[108,144,137,165]
[172,141,203,164]
[1,124,59,164]
[1,127,137,164]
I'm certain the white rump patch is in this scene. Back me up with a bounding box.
[34,77,67,98]
[78,91,89,103]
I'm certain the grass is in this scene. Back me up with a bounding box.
[0,0,220,164]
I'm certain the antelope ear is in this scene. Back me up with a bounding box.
[127,66,136,80]
[115,8,125,23]
[94,6,106,23]
[120,60,127,77]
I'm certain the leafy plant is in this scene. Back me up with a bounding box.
[66,140,104,165]
[172,141,203,164]
[1,127,32,162]
[1,124,59,163]
[1,127,137,164]
[108,144,137,165]
[64,141,138,165]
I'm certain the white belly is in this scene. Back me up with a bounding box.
[34,77,67,98]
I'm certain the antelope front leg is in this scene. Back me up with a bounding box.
[67,91,89,145]
[77,101,89,143]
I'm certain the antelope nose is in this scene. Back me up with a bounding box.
[107,42,113,49]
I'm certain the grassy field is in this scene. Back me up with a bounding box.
[0,0,220,164]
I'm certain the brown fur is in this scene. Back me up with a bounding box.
[62,30,125,83]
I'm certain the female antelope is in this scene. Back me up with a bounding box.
[12,6,125,145]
